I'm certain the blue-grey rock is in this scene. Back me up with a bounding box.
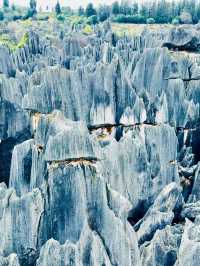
[100,124,179,212]
[9,139,34,196]
[175,218,200,266]
[0,253,20,266]
[0,185,44,260]
[2,19,200,266]
[163,26,200,51]
[141,225,183,266]
[134,182,183,245]
[42,164,141,266]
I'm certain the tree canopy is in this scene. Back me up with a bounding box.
[3,0,9,8]
[55,1,61,15]
[85,3,97,17]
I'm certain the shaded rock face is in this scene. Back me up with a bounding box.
[1,21,200,265]
[163,27,200,51]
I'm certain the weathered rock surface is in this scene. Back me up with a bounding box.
[175,218,200,266]
[1,21,200,265]
[141,224,183,266]
[134,182,183,245]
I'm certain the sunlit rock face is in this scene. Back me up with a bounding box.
[1,20,200,265]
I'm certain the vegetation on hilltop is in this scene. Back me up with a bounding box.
[0,0,200,26]
[0,31,29,51]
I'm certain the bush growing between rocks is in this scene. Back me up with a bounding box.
[23,9,35,20]
[147,18,155,24]
[70,16,86,26]
[36,14,49,21]
[0,32,29,51]
[56,14,65,22]
[113,14,146,24]
[172,17,180,25]
[0,11,4,21]
[0,34,16,50]
[12,14,22,21]
[87,15,98,25]
[82,24,93,35]
[17,32,29,49]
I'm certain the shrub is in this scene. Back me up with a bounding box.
[111,1,120,15]
[85,3,97,17]
[23,8,35,19]
[78,6,84,16]
[172,17,180,25]
[98,5,110,22]
[82,24,93,35]
[70,15,86,26]
[3,0,9,8]
[112,14,125,23]
[36,14,49,21]
[147,17,155,24]
[0,11,4,21]
[87,15,98,25]
[113,14,146,24]
[0,33,29,52]
[12,14,22,21]
[17,32,29,49]
[56,14,65,21]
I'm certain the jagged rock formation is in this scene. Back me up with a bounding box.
[1,20,200,265]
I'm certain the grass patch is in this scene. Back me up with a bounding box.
[0,34,16,50]
[112,23,173,37]
[16,32,29,49]
[82,24,93,35]
[0,31,29,51]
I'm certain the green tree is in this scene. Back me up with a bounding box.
[24,0,37,19]
[184,0,195,16]
[57,14,65,21]
[111,1,120,15]
[171,0,180,18]
[132,2,138,15]
[55,1,61,15]
[148,1,157,18]
[24,8,35,19]
[11,4,16,10]
[172,17,180,25]
[140,4,148,19]
[0,11,4,21]
[120,1,131,15]
[3,0,9,8]
[30,0,36,10]
[88,14,98,24]
[85,3,97,17]
[155,0,170,23]
[98,5,110,22]
[78,6,85,16]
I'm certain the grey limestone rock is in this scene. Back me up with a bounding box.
[134,182,183,245]
[163,26,200,51]
[2,19,200,266]
[141,225,183,266]
[175,218,200,266]
[0,184,44,262]
[0,253,20,266]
